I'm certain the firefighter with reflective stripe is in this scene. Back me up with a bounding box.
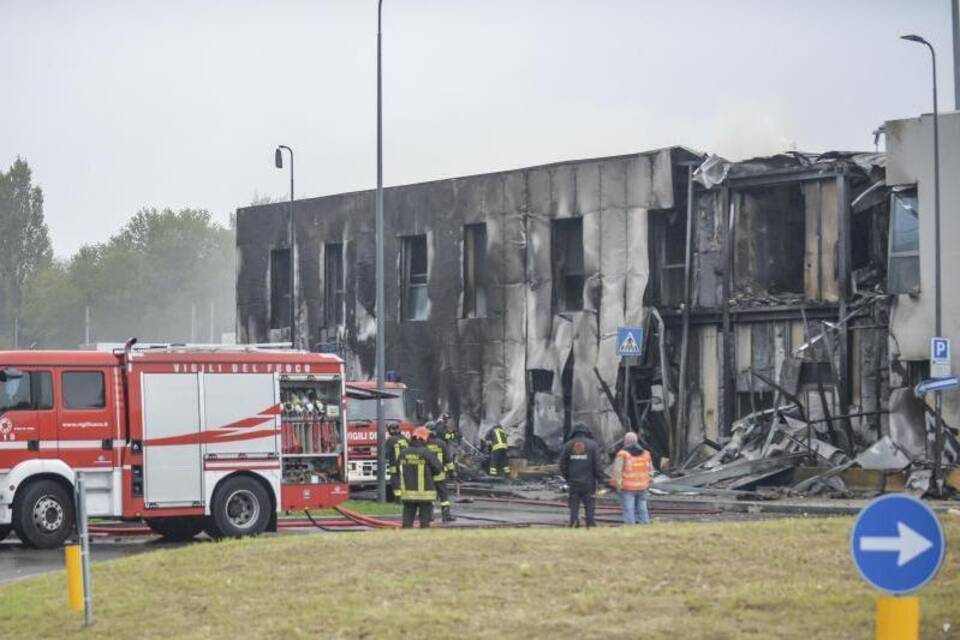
[610,431,652,525]
[436,413,460,483]
[485,423,510,477]
[436,412,459,446]
[397,426,443,528]
[384,422,408,501]
[425,422,456,522]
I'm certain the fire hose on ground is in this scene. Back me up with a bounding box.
[466,495,723,516]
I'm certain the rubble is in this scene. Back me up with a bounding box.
[853,436,911,471]
[655,398,958,500]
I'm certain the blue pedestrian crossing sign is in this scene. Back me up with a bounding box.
[850,494,945,595]
[617,327,643,357]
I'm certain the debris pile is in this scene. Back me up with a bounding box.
[656,400,960,499]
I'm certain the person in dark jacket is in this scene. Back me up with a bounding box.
[384,422,409,502]
[397,427,444,528]
[559,423,606,528]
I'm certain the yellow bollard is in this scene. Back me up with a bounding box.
[65,544,84,611]
[876,596,919,640]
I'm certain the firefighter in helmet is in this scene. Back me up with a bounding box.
[436,412,460,446]
[485,423,511,477]
[397,426,443,528]
[425,421,456,522]
[384,421,408,501]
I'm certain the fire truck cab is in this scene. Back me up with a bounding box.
[0,344,349,548]
[345,380,423,486]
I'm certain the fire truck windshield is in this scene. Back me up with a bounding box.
[350,396,405,422]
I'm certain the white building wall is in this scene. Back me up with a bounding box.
[885,111,960,426]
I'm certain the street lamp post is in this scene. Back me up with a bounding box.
[275,145,296,349]
[901,34,944,495]
[375,0,387,503]
[953,0,960,111]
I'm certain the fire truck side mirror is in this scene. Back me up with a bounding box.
[0,368,24,382]
[415,400,425,421]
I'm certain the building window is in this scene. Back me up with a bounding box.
[734,185,805,297]
[324,243,344,327]
[401,235,429,321]
[551,218,584,312]
[656,211,687,307]
[62,371,105,409]
[270,248,291,329]
[462,223,487,318]
[888,188,920,294]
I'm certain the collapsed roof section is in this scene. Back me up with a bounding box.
[629,147,957,494]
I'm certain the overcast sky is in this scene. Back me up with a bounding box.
[0,0,955,257]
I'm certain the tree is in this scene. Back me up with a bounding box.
[0,158,52,347]
[21,208,236,348]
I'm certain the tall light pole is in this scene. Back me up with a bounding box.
[275,145,296,349]
[901,34,944,494]
[375,0,387,503]
[953,0,959,110]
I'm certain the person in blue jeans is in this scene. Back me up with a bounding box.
[610,432,652,525]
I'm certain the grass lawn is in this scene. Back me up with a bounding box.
[1,516,958,639]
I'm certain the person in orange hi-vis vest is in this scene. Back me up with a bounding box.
[610,431,652,525]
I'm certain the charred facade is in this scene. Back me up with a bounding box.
[237,131,960,472]
[236,147,700,454]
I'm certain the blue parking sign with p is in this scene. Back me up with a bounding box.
[932,337,950,362]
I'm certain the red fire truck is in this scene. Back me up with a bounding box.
[345,380,422,486]
[0,342,349,548]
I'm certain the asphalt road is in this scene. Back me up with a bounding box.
[0,535,180,585]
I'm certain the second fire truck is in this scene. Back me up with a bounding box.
[345,379,422,486]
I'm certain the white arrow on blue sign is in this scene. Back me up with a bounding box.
[915,376,960,395]
[850,494,945,595]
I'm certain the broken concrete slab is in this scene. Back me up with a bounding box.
[853,435,912,471]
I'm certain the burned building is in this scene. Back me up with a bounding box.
[237,126,960,476]
[236,147,701,453]
[644,151,893,468]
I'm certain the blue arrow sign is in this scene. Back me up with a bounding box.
[915,376,960,395]
[617,327,643,357]
[850,494,945,595]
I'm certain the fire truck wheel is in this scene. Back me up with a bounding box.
[209,476,271,539]
[12,479,75,549]
[0,525,10,542]
[145,517,205,541]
